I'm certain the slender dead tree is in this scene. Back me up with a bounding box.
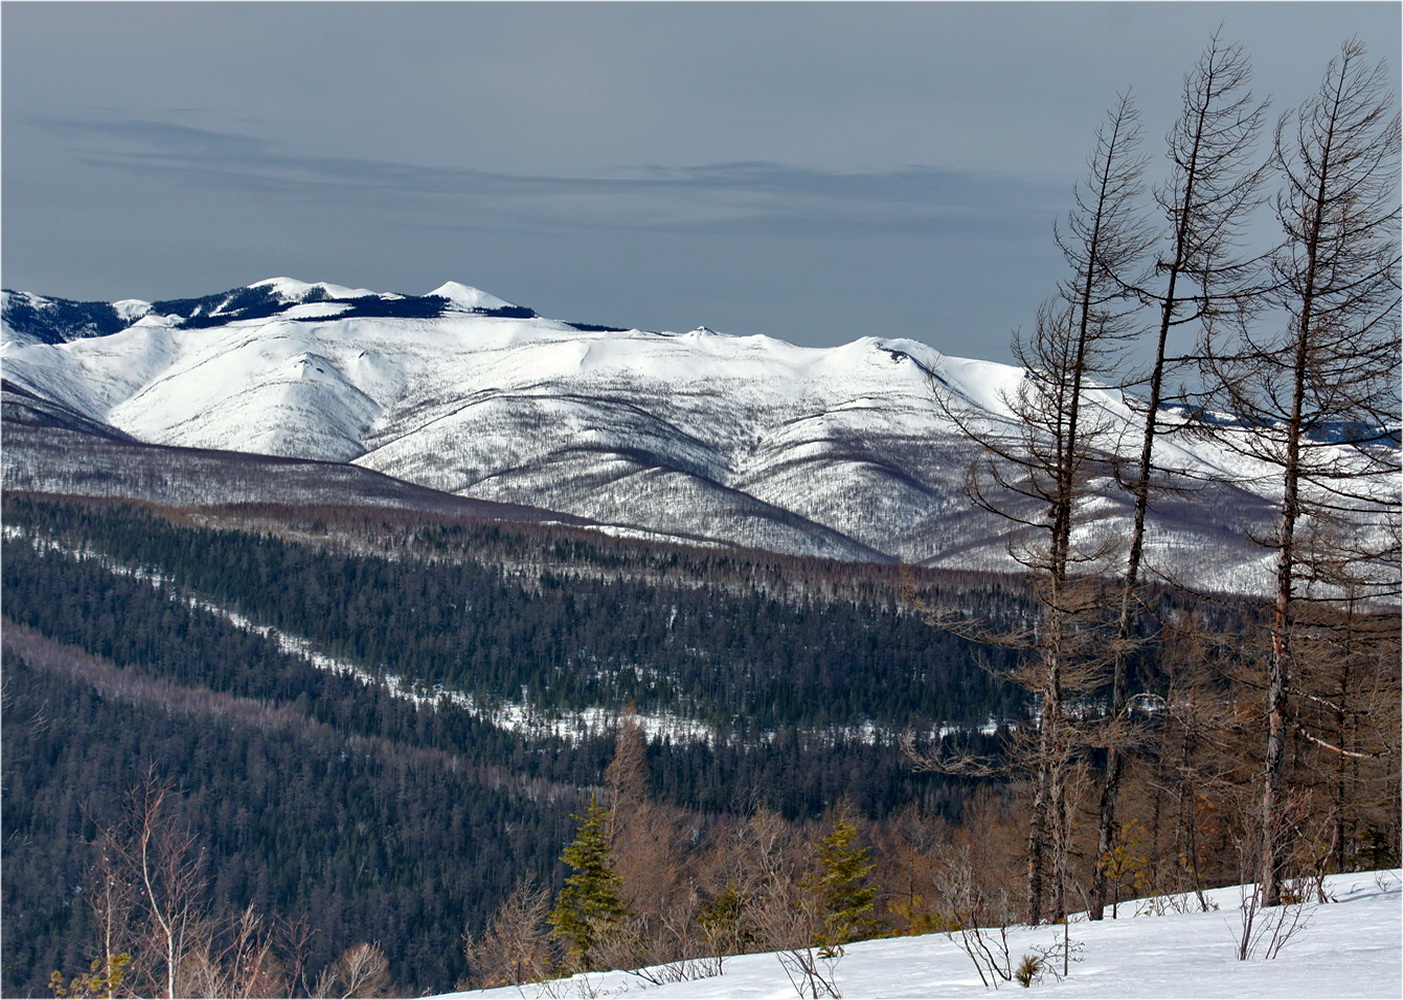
[1091,31,1272,920]
[925,93,1151,925]
[119,775,213,1000]
[1201,38,1400,908]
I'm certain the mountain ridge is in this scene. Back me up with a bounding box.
[0,276,1332,585]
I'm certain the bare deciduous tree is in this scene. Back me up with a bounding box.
[1092,30,1271,920]
[312,942,392,999]
[463,875,556,989]
[926,92,1150,926]
[77,840,141,999]
[111,773,215,1000]
[1200,37,1400,908]
[54,770,315,999]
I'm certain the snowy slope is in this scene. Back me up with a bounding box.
[1,277,1383,580]
[446,869,1402,1000]
[251,276,391,302]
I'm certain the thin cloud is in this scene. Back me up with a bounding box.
[35,116,267,156]
[32,115,1061,239]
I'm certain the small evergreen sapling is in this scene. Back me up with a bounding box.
[806,819,880,958]
[1014,953,1044,988]
[697,879,757,970]
[48,953,130,999]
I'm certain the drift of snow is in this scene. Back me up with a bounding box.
[445,869,1402,999]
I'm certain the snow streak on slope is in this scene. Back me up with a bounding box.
[2,523,713,743]
[7,525,984,748]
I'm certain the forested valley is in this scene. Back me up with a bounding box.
[2,492,1015,995]
[4,484,1395,997]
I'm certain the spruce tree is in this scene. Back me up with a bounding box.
[547,797,634,972]
[806,819,879,958]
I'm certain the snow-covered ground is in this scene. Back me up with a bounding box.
[444,869,1401,999]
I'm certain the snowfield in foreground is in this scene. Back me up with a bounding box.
[445,870,1401,1000]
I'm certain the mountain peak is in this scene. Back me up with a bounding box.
[250,277,389,302]
[427,281,516,312]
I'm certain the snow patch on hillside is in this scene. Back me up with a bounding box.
[112,299,152,323]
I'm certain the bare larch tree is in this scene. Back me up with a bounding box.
[924,92,1151,925]
[1200,37,1400,908]
[1091,30,1271,920]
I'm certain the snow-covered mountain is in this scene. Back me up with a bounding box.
[0,277,1323,583]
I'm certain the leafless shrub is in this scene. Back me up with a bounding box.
[463,875,556,989]
[311,942,392,999]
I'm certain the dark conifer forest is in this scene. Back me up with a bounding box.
[2,473,1396,996]
[1,493,1015,995]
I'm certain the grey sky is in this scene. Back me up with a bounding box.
[3,2,1398,363]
